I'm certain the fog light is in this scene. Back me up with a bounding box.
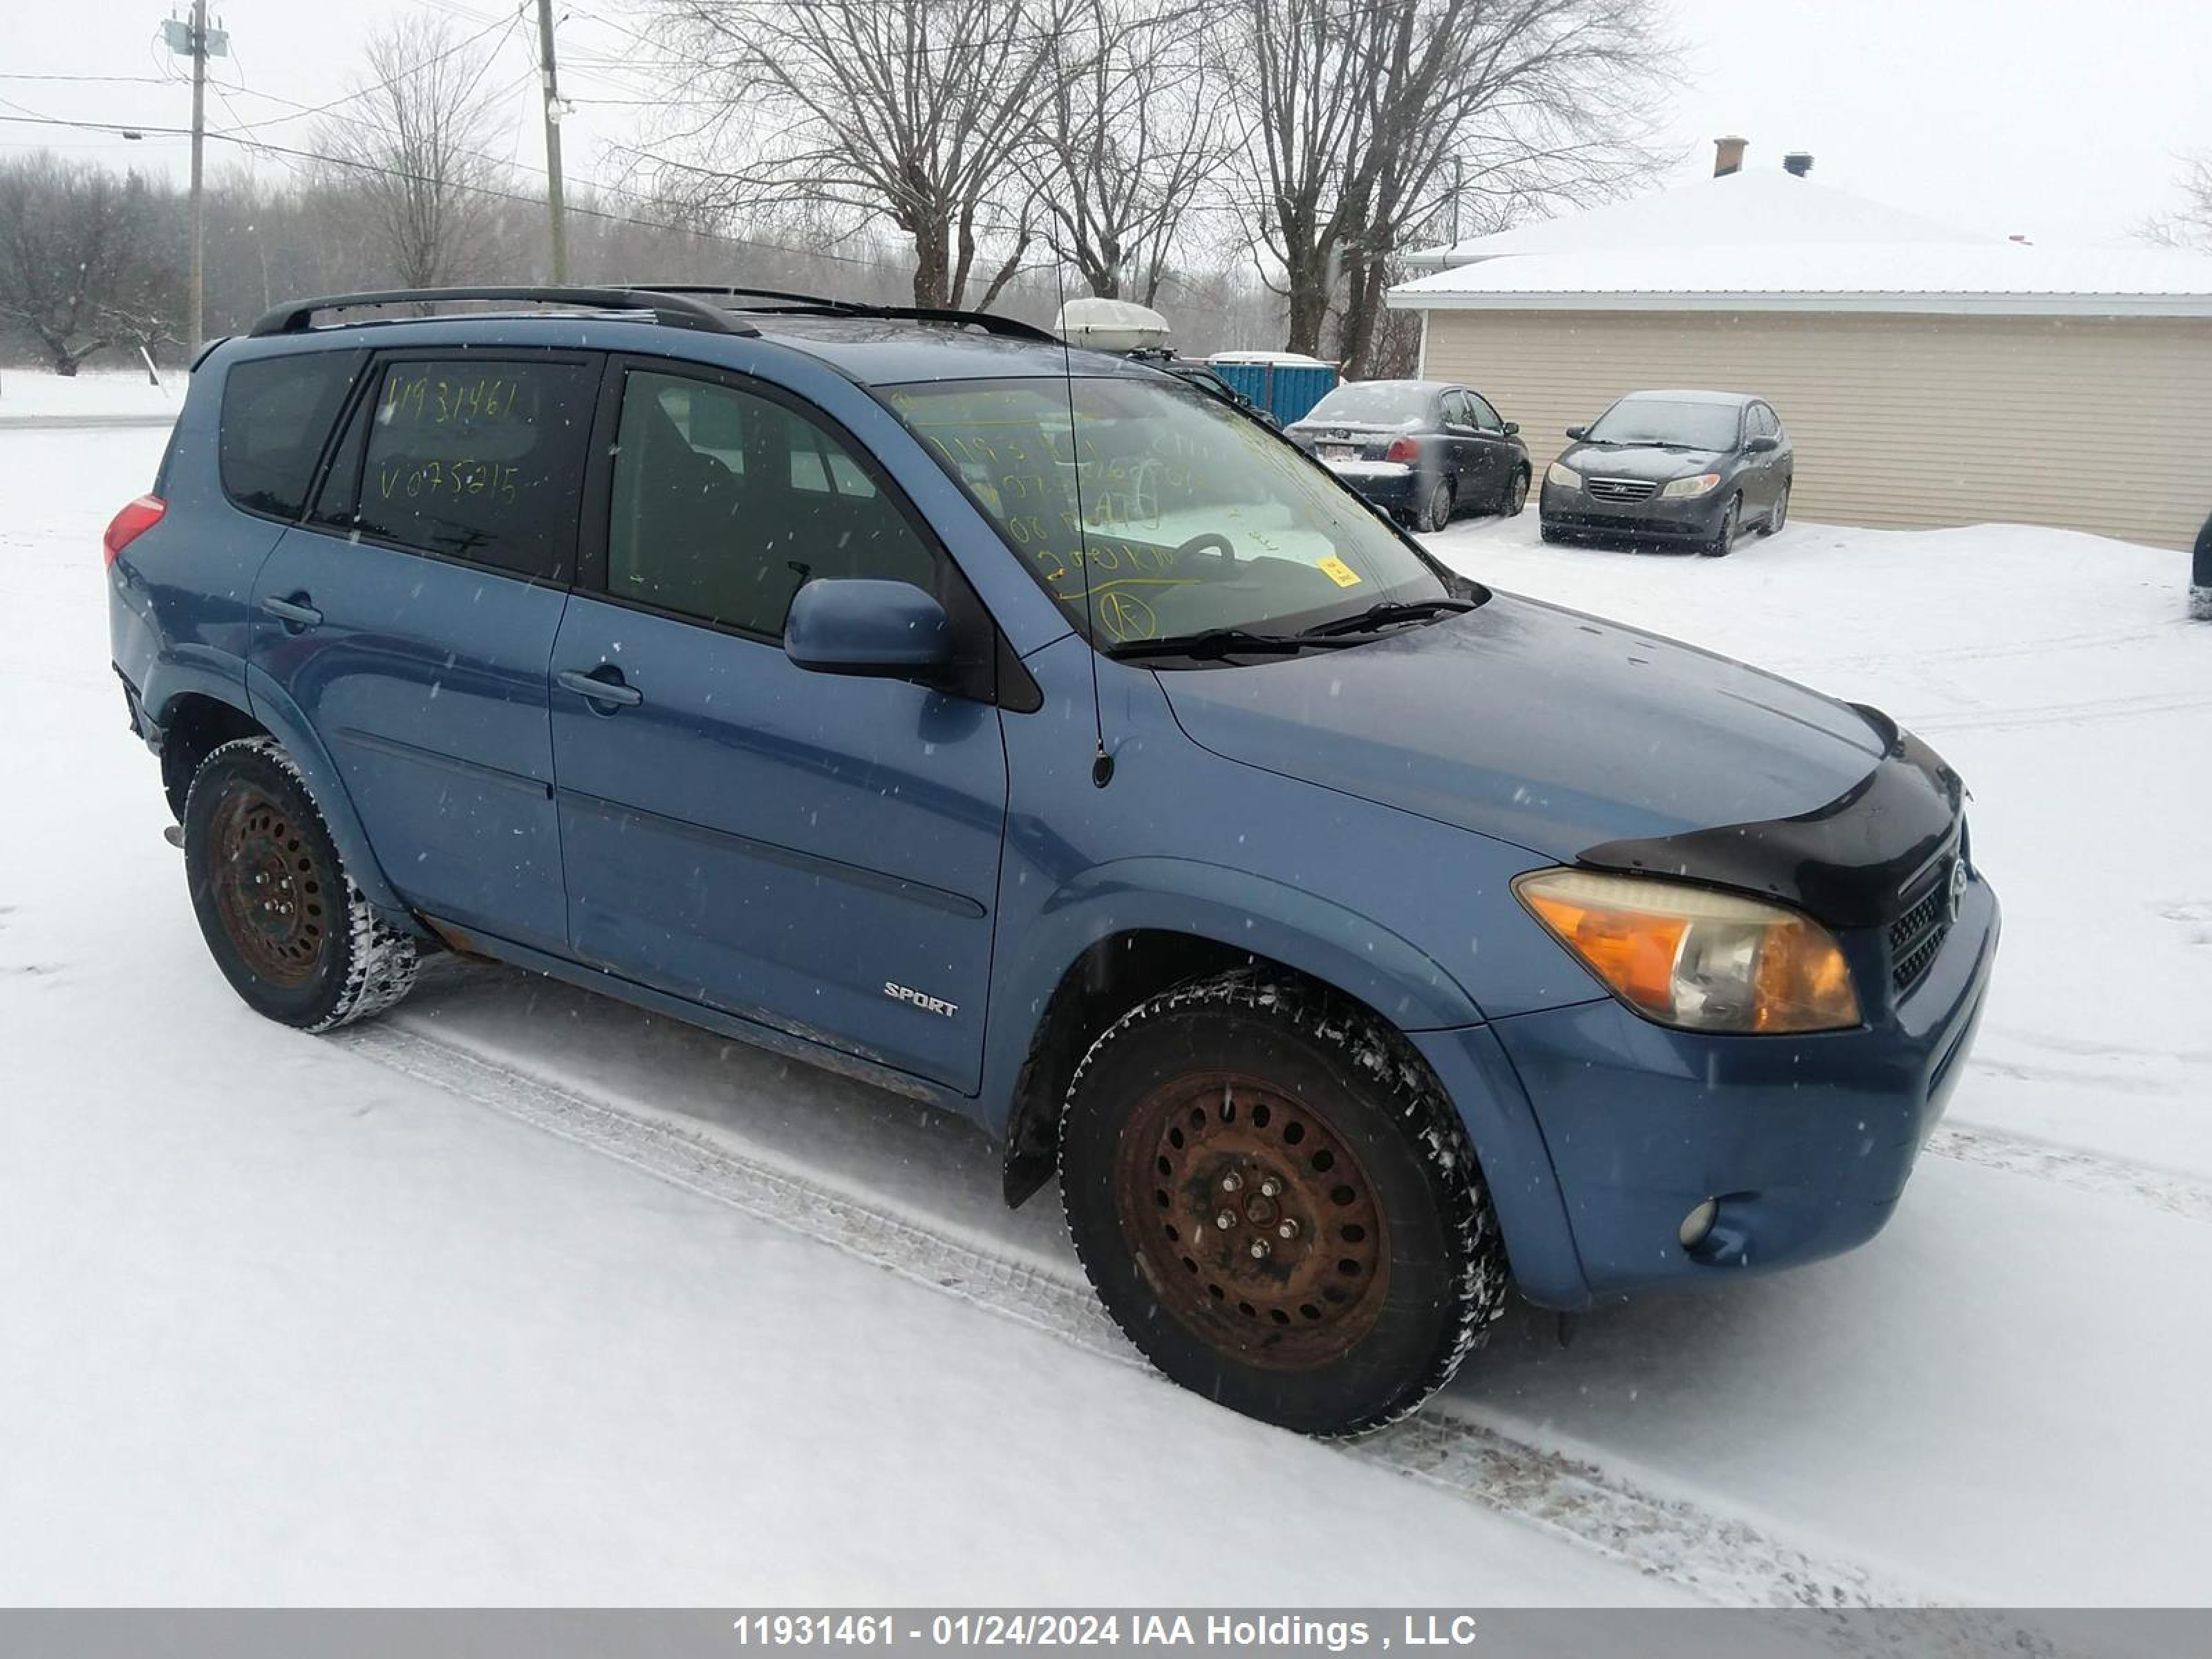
[1679,1198,1719,1249]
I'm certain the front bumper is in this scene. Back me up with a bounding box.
[1540,480,1728,546]
[1432,868,2000,1307]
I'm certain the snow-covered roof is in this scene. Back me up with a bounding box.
[1389,171,2212,318]
[1403,170,1986,272]
[1387,240,2212,318]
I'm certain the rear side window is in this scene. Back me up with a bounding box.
[218,350,364,519]
[330,357,597,581]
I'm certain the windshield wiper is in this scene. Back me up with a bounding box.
[1105,626,1367,662]
[1300,597,1479,638]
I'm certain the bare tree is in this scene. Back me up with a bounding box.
[1026,0,1224,303]
[637,0,1081,309]
[1227,0,1667,371]
[315,14,515,291]
[2140,153,2212,251]
[0,154,179,375]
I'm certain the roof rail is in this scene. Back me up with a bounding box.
[621,285,1056,344]
[247,285,760,338]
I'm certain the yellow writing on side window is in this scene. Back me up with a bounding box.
[1318,556,1362,588]
[379,373,523,427]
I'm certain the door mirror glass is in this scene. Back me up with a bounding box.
[1502,420,1520,437]
[1565,424,1588,440]
[1745,434,1781,453]
[784,579,953,678]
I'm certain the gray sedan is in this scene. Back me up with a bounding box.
[1538,390,1793,557]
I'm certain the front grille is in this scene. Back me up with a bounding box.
[1586,477,1659,503]
[1888,854,1958,995]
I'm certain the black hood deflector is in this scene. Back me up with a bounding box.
[1575,706,1963,930]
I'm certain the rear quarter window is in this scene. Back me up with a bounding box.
[218,350,366,519]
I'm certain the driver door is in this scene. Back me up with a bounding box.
[550,360,1011,1091]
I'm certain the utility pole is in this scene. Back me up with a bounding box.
[535,0,570,283]
[162,4,227,355]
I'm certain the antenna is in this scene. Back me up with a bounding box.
[1052,239,1113,789]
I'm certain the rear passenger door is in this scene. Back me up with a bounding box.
[248,351,599,954]
[547,359,1009,1093]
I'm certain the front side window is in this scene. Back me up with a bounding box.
[886,375,1451,648]
[341,357,597,579]
[606,370,935,637]
[1467,392,1504,431]
[1586,397,1745,451]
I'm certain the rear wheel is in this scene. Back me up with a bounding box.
[1499,467,1529,517]
[184,737,418,1032]
[1415,477,1454,534]
[1700,494,1741,557]
[1059,971,1509,1436]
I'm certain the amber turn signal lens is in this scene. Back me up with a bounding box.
[1515,868,1862,1035]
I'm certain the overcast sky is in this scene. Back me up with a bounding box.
[5,0,2208,250]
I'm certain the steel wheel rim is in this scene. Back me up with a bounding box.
[1508,472,1527,512]
[208,785,330,989]
[1115,1070,1390,1370]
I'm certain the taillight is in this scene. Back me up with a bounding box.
[1385,437,1420,463]
[103,494,165,565]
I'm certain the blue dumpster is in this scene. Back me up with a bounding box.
[1209,359,1340,426]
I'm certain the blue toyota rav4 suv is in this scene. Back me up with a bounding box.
[106,285,1998,1436]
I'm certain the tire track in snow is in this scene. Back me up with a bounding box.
[1927,1123,2212,1224]
[336,1020,1983,1618]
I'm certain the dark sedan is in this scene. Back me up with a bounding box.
[1286,379,1530,532]
[1539,390,1793,557]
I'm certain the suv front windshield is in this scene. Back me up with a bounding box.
[1586,398,1742,450]
[885,375,1450,650]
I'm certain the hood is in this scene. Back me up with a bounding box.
[1563,443,1723,480]
[1159,592,1892,865]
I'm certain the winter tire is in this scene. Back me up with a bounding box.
[1059,970,1510,1436]
[1416,478,1454,534]
[183,736,419,1033]
[1701,495,1741,557]
[1499,467,1529,517]
[1763,482,1790,536]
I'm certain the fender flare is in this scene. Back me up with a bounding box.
[984,859,1488,1134]
[221,662,409,915]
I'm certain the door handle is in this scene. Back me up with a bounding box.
[557,666,644,709]
[260,594,322,630]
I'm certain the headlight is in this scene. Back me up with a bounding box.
[1545,460,1580,489]
[1659,472,1723,498]
[1514,869,1861,1034]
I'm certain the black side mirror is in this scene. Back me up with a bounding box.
[1565,424,1588,440]
[1745,434,1780,454]
[1503,420,1520,437]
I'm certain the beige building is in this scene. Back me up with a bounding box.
[1390,155,2212,550]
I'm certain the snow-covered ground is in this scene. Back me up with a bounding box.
[0,366,182,423]
[2,398,2208,1612]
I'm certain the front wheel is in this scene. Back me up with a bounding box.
[1059,971,1510,1436]
[183,737,419,1032]
[1700,494,1741,557]
[1762,481,1790,536]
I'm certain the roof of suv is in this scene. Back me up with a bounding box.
[749,310,1151,386]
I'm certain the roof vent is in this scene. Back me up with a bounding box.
[1782,151,1813,178]
[1714,135,1748,177]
